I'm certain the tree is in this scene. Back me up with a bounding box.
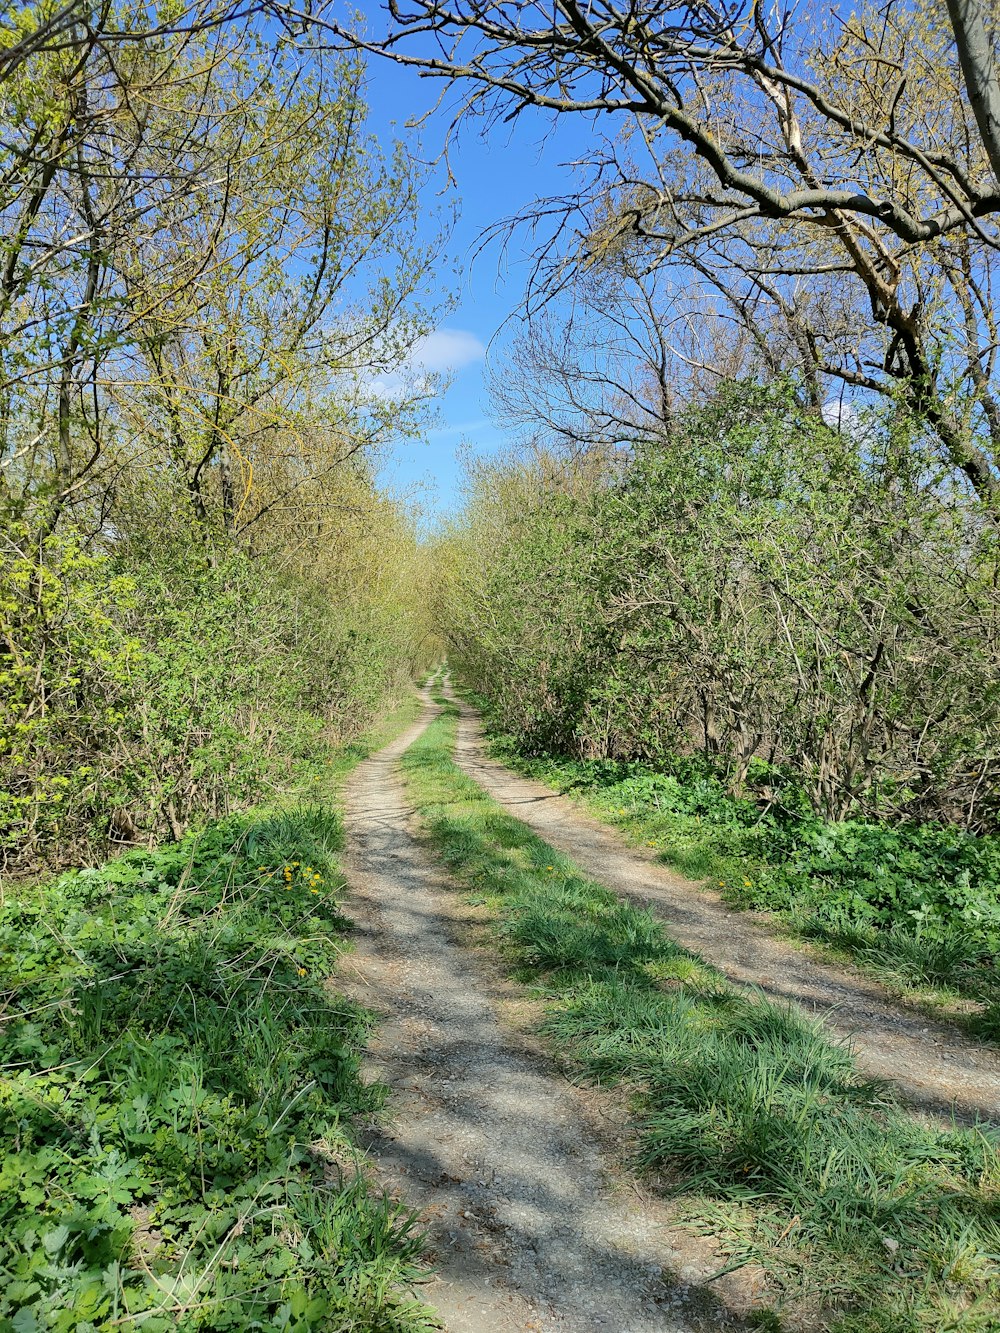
[0,7,442,541]
[0,4,448,869]
[309,0,1000,504]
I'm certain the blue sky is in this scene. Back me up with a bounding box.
[359,43,594,519]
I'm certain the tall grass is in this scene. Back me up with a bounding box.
[402,708,1000,1332]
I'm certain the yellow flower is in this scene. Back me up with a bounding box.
[310,888,319,894]
[744,879,752,887]
[258,865,267,872]
[297,967,307,977]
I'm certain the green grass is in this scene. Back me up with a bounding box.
[0,694,436,1333]
[401,708,1000,1333]
[480,740,1000,1038]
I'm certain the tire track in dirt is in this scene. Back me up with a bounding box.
[340,695,763,1333]
[447,687,1000,1127]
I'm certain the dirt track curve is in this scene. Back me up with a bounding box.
[446,684,1000,1127]
[341,694,760,1333]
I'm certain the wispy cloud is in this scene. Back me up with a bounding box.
[370,327,487,401]
[409,328,486,375]
[425,417,491,440]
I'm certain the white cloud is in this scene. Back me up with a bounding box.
[366,327,486,403]
[821,398,858,431]
[407,328,486,375]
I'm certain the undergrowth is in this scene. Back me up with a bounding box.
[402,707,1000,1332]
[0,697,434,1333]
[485,739,1000,1037]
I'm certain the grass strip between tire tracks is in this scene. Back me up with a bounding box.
[0,692,436,1333]
[402,702,1000,1333]
[482,736,1000,1039]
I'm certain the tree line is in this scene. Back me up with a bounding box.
[439,383,1000,830]
[0,0,440,872]
[373,0,1000,832]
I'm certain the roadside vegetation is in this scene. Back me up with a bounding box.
[0,700,436,1332]
[402,705,1000,1333]
[0,8,444,1321]
[0,7,443,878]
[436,382,1000,1016]
[490,742,1000,1037]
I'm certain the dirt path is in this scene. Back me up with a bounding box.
[447,688,1000,1127]
[341,696,762,1333]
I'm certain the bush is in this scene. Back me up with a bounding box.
[443,381,1000,829]
[0,523,424,873]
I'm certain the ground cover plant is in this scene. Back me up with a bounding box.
[401,706,1000,1332]
[0,706,435,1333]
[484,737,1000,1036]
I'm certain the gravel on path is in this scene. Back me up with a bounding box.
[341,696,759,1333]
[447,686,1000,1127]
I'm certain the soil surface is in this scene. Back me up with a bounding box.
[341,696,767,1333]
[446,686,1000,1127]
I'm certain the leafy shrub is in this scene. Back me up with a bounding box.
[0,525,422,873]
[443,381,1000,829]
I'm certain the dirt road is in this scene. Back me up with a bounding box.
[340,687,1000,1331]
[447,688,1000,1127]
[341,697,759,1333]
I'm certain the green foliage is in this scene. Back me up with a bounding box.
[498,744,1000,1008]
[0,802,435,1332]
[0,525,425,872]
[443,381,1000,830]
[0,2,442,875]
[402,709,1000,1331]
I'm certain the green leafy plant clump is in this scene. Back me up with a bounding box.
[0,801,435,1333]
[492,741,1000,1022]
[402,708,1000,1332]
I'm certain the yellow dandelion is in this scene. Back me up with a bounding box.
[297,967,307,977]
[258,865,267,872]
[744,879,752,887]
[310,888,319,894]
